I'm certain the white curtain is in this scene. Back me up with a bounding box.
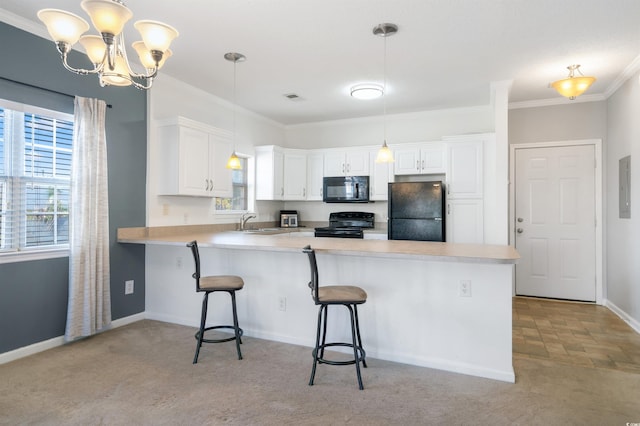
[65,96,111,342]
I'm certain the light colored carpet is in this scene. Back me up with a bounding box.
[1,320,639,425]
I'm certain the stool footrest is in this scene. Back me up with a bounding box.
[195,325,243,344]
[313,342,366,366]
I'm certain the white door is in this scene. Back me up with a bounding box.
[514,145,596,301]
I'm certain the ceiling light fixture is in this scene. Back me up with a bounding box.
[350,83,384,100]
[225,52,246,170]
[37,0,178,90]
[374,23,397,164]
[551,64,596,100]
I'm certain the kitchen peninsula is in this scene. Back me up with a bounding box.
[119,226,519,382]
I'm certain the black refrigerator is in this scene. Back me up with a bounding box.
[388,181,445,241]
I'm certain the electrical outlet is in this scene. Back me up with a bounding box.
[125,280,134,295]
[459,280,471,297]
[278,296,287,311]
[176,256,183,269]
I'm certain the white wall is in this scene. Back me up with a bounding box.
[147,75,285,226]
[284,106,494,149]
[605,72,640,330]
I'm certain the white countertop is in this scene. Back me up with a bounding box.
[118,226,519,264]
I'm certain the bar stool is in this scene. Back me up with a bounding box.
[187,240,244,363]
[302,245,368,390]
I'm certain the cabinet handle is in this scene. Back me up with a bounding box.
[303,188,306,197]
[347,164,350,173]
[210,179,214,191]
[422,160,425,170]
[205,179,210,191]
[342,164,345,173]
[447,204,450,214]
[416,160,420,171]
[281,187,284,196]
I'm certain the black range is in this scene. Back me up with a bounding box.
[314,212,375,239]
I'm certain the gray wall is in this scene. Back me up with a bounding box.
[509,101,607,144]
[0,22,146,354]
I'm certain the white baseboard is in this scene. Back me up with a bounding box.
[0,312,146,365]
[604,299,640,334]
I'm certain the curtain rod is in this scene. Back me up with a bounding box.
[0,76,113,108]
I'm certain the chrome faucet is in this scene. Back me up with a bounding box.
[240,212,257,231]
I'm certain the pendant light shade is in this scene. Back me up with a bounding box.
[374,23,397,163]
[551,64,596,100]
[225,52,246,170]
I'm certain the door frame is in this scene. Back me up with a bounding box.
[509,139,603,304]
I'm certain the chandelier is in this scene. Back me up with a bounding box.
[38,0,178,90]
[551,64,596,100]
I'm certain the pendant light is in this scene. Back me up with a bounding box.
[374,23,397,163]
[225,52,246,170]
[551,64,596,100]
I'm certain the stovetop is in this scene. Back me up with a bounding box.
[314,212,375,238]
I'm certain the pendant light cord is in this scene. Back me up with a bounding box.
[383,34,387,144]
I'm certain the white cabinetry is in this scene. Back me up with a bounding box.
[369,149,393,201]
[446,199,484,244]
[306,152,324,201]
[283,149,307,200]
[394,142,445,175]
[323,149,370,177]
[444,136,485,243]
[157,117,232,197]
[255,145,284,200]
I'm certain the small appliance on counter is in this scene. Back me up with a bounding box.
[314,211,375,238]
[280,210,298,228]
[388,181,445,241]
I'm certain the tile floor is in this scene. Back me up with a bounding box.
[513,296,640,374]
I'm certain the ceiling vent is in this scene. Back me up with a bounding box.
[283,93,304,101]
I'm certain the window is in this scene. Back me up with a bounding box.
[215,157,248,212]
[0,99,73,257]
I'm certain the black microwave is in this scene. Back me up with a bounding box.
[323,176,370,203]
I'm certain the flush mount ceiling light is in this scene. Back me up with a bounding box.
[551,64,596,100]
[350,83,384,100]
[225,52,246,170]
[373,23,398,164]
[38,0,178,90]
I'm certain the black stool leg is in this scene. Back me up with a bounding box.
[230,291,243,360]
[347,304,364,390]
[194,292,210,364]
[319,304,329,360]
[309,304,325,386]
[354,305,367,368]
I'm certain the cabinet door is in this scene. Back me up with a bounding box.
[446,141,483,198]
[446,199,484,244]
[421,143,446,174]
[255,146,284,200]
[179,126,211,196]
[306,153,324,200]
[323,151,346,176]
[283,151,307,200]
[345,149,370,176]
[370,149,392,200]
[209,135,233,198]
[394,148,420,175]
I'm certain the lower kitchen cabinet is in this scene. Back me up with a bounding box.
[446,198,484,244]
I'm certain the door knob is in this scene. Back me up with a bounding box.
[517,228,523,234]
[517,217,524,223]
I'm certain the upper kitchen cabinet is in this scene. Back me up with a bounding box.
[255,145,285,200]
[323,148,370,177]
[157,117,233,197]
[306,152,324,201]
[394,142,446,175]
[444,136,484,199]
[283,149,307,200]
[369,148,393,201]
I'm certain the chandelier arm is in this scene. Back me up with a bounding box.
[59,48,102,76]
